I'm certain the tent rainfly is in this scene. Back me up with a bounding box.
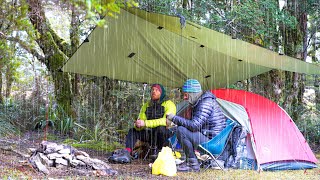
[212,89,318,171]
[62,8,320,88]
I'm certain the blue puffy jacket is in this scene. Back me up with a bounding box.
[172,91,226,139]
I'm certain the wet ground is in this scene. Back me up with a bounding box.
[0,131,174,179]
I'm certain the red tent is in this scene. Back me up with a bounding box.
[212,89,317,170]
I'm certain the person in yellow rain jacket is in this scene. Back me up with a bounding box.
[108,84,176,164]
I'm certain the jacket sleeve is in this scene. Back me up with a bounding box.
[144,100,176,128]
[172,98,214,132]
[133,102,148,130]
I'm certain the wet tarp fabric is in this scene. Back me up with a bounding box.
[62,8,320,88]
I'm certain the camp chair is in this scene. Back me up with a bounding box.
[198,119,236,170]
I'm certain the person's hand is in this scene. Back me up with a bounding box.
[135,119,145,128]
[166,118,172,128]
[166,113,175,121]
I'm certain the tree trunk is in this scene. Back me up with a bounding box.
[281,0,303,120]
[103,77,117,115]
[27,0,73,116]
[52,71,72,114]
[315,75,320,111]
[182,0,188,9]
[5,65,13,99]
[296,0,308,111]
[70,3,82,119]
[0,71,3,104]
[311,19,320,111]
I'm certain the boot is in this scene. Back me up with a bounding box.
[177,158,200,172]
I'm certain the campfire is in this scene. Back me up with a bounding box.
[29,141,117,176]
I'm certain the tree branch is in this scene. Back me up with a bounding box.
[26,0,71,58]
[0,31,45,62]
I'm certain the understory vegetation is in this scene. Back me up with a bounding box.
[0,0,319,157]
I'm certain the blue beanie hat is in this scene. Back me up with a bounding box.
[182,79,202,93]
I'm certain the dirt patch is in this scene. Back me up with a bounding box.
[0,131,172,179]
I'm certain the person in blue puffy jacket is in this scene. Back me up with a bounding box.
[166,79,226,172]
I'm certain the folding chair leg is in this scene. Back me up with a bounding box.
[199,155,212,171]
[143,148,150,161]
[211,156,225,171]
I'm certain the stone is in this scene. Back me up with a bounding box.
[47,153,65,160]
[58,148,71,154]
[30,153,49,174]
[74,150,89,157]
[70,159,86,168]
[55,157,69,166]
[39,153,54,167]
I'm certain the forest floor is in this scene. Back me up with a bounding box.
[0,131,319,179]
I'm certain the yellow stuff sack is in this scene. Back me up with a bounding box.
[173,151,181,159]
[152,146,177,176]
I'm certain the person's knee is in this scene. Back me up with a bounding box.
[155,126,166,134]
[177,126,187,134]
[176,126,188,138]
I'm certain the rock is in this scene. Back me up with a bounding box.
[55,158,68,166]
[40,141,64,154]
[75,155,90,163]
[28,148,37,154]
[70,159,86,168]
[62,154,72,162]
[29,153,49,175]
[39,153,54,167]
[92,158,111,169]
[58,148,71,154]
[29,141,117,175]
[47,153,65,160]
[74,150,90,157]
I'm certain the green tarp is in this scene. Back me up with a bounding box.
[62,8,320,88]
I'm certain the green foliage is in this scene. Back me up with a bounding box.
[0,102,23,136]
[70,120,109,142]
[68,0,138,28]
[297,110,320,145]
[0,119,16,137]
[31,97,76,136]
[231,0,297,44]
[47,104,76,136]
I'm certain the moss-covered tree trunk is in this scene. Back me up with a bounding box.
[70,3,82,119]
[0,72,3,104]
[247,1,284,104]
[315,75,320,111]
[5,64,13,99]
[27,0,73,115]
[295,0,308,120]
[311,17,320,111]
[281,0,306,121]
